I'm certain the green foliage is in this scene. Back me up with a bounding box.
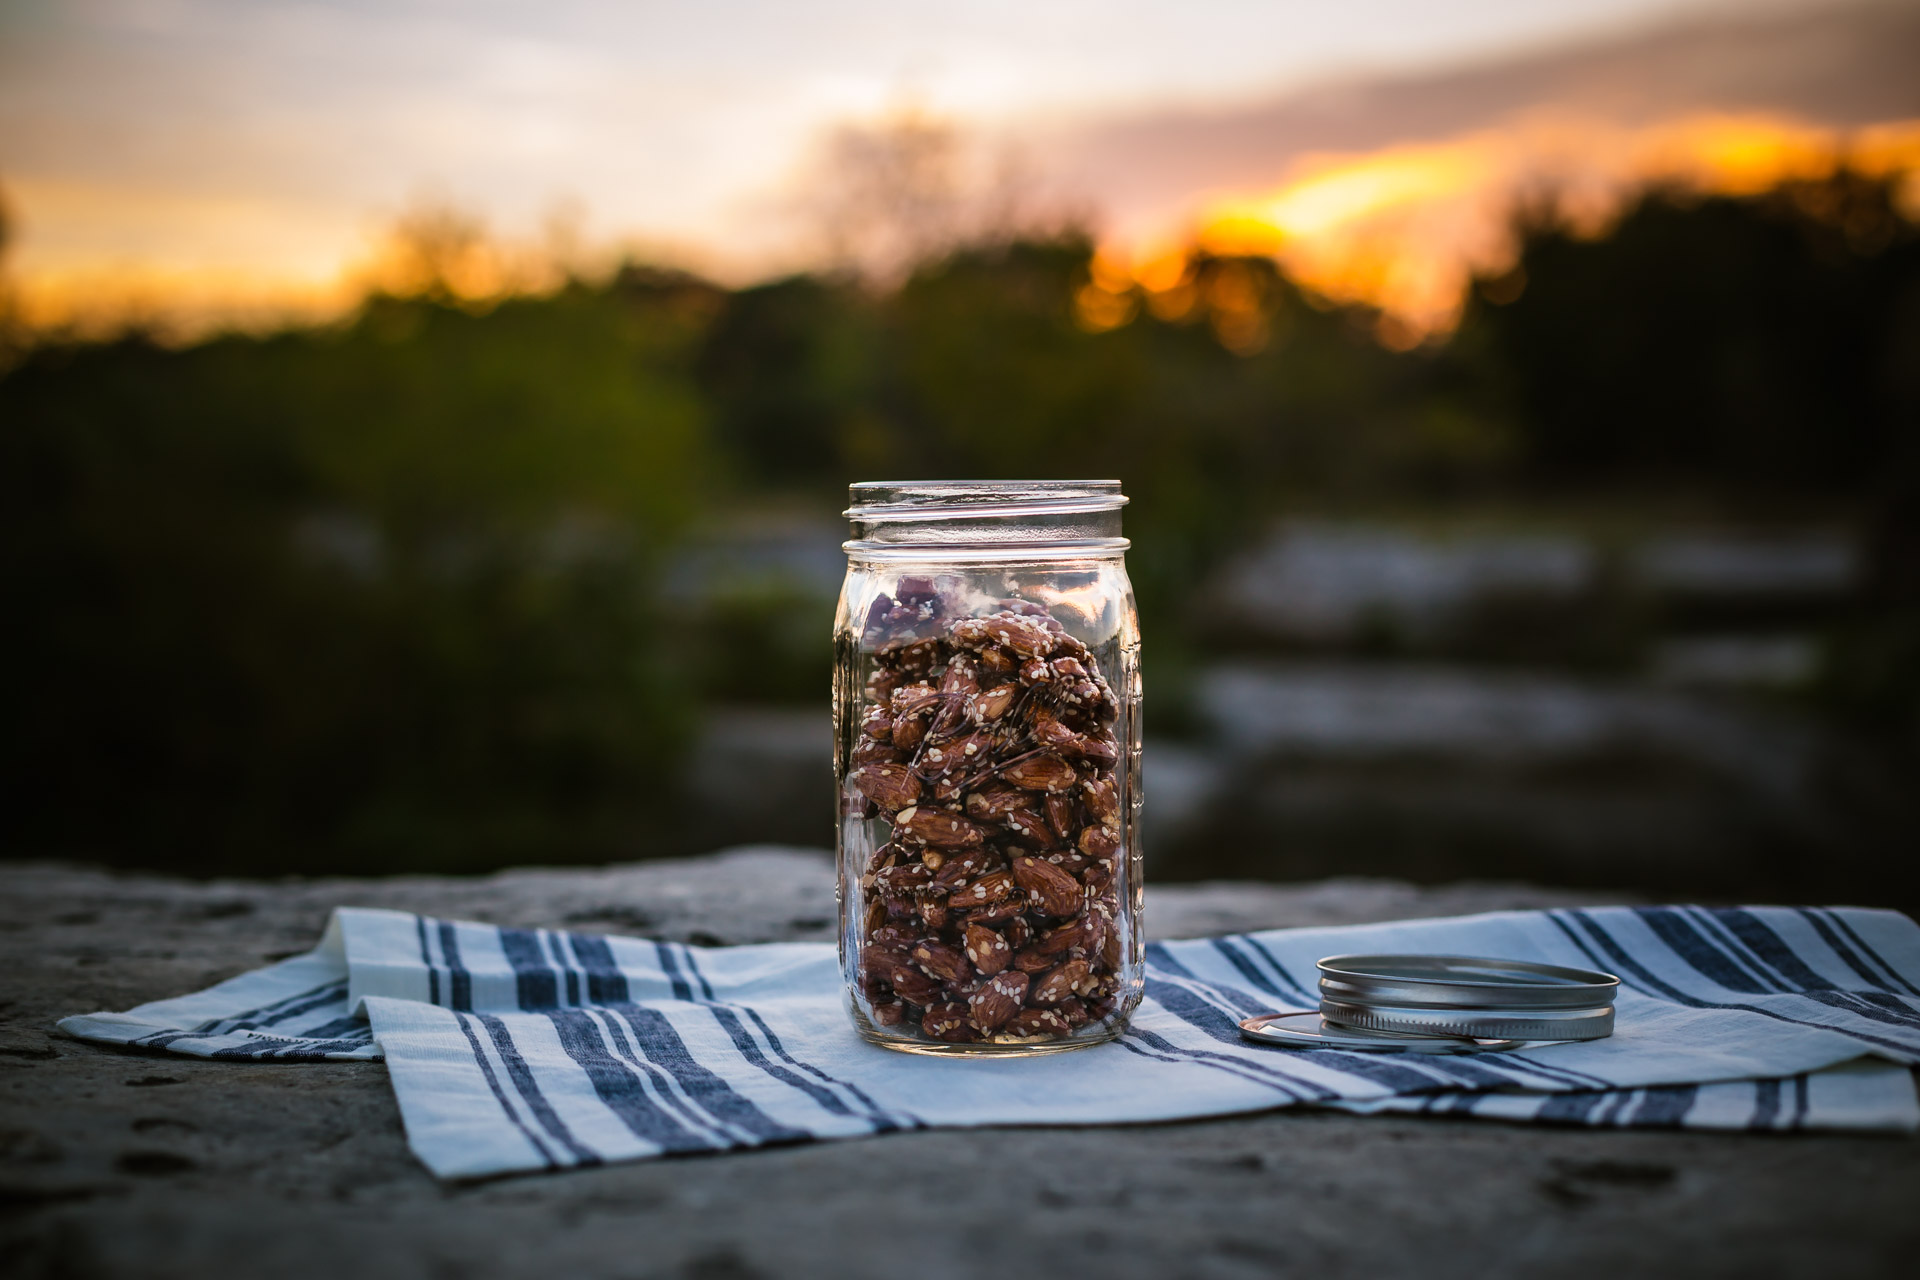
[683,578,836,705]
[1,285,710,872]
[697,238,1458,638]
[697,275,880,485]
[1453,172,1920,491]
[1448,172,1920,741]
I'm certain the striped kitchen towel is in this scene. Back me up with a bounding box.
[59,905,1920,1179]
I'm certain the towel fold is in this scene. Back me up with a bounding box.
[60,904,1920,1179]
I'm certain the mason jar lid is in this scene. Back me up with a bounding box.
[1238,1011,1527,1054]
[846,480,1127,522]
[845,479,1129,561]
[1315,954,1620,1043]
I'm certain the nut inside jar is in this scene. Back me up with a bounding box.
[846,576,1126,1046]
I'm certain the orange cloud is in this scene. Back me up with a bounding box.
[9,264,356,341]
[1091,113,1920,349]
[4,184,585,339]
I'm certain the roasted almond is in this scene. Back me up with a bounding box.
[922,1002,979,1042]
[871,862,933,895]
[885,637,946,674]
[868,924,917,950]
[971,683,1017,722]
[918,731,995,778]
[931,659,979,735]
[930,847,1000,890]
[964,781,1030,820]
[1030,707,1078,750]
[1012,855,1084,918]
[1070,733,1119,769]
[1081,776,1119,829]
[1080,908,1109,961]
[947,867,1016,908]
[1077,823,1120,859]
[1001,753,1078,793]
[1042,850,1092,876]
[858,944,908,984]
[849,762,921,813]
[1030,958,1093,1007]
[1011,947,1055,974]
[959,897,1025,926]
[893,805,986,849]
[890,682,941,716]
[916,894,950,932]
[963,922,1012,977]
[860,705,894,743]
[1002,807,1060,850]
[1044,793,1078,841]
[891,714,929,751]
[865,667,901,704]
[979,614,1054,659]
[887,960,944,1006]
[941,973,984,1002]
[851,736,904,766]
[948,618,996,650]
[967,970,1030,1032]
[1033,915,1095,957]
[1059,678,1103,713]
[910,939,971,984]
[1049,631,1090,662]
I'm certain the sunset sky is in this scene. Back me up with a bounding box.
[3,0,1916,333]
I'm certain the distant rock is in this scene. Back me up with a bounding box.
[1209,519,1593,645]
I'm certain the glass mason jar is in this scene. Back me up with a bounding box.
[835,480,1143,1055]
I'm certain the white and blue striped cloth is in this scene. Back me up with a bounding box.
[60,904,1920,1179]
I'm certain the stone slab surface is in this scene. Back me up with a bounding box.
[2,850,1914,1279]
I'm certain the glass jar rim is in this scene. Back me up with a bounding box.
[845,479,1127,523]
[842,540,1130,564]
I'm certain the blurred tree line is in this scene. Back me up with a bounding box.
[2,168,1915,873]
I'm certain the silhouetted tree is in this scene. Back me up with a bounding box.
[1459,170,1920,494]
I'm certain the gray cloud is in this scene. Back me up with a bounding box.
[1047,0,1920,233]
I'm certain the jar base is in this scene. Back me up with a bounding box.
[852,1010,1127,1057]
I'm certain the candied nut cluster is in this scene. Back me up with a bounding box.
[846,576,1126,1045]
